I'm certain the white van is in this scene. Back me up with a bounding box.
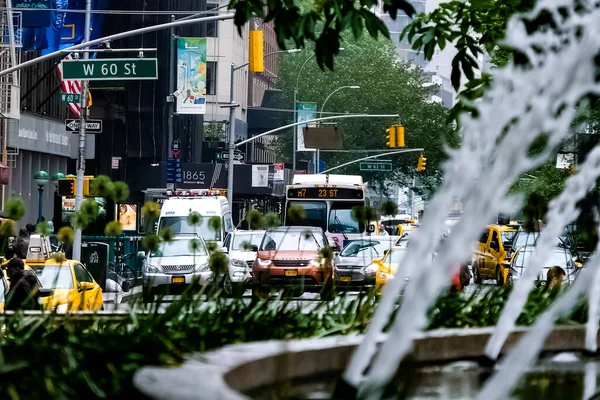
[157,193,234,247]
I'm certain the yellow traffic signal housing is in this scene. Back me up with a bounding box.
[386,126,397,148]
[249,30,264,73]
[417,154,427,172]
[87,92,93,107]
[396,125,405,147]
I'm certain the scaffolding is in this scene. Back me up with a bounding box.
[0,2,21,209]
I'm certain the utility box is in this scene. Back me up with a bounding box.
[81,242,109,291]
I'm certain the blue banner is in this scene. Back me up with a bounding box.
[22,0,108,53]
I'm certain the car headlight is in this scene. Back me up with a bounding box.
[145,264,160,273]
[365,263,379,273]
[195,263,210,272]
[309,259,323,268]
[230,259,246,269]
[379,272,394,280]
[55,303,69,313]
[257,258,272,267]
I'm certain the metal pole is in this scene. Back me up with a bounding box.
[235,114,399,147]
[410,175,416,218]
[0,14,235,78]
[227,63,236,205]
[292,88,297,171]
[37,186,43,223]
[72,0,92,261]
[320,148,424,174]
[167,15,175,161]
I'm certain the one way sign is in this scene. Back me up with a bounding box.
[65,119,103,133]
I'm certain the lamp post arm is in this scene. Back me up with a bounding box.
[320,148,424,174]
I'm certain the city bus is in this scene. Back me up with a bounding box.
[284,174,376,249]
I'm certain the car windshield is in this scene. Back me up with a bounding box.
[34,265,74,289]
[328,202,365,234]
[232,234,263,251]
[149,239,207,257]
[260,230,324,251]
[383,247,408,264]
[514,232,539,248]
[501,231,516,243]
[514,248,574,270]
[340,240,395,258]
[158,216,221,241]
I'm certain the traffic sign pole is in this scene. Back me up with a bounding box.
[73,0,92,262]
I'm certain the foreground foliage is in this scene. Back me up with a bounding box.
[0,284,589,399]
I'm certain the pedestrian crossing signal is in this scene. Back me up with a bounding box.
[58,179,75,197]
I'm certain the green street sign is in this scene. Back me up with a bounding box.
[61,58,158,81]
[359,161,393,172]
[60,93,81,103]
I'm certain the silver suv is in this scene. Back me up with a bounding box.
[140,235,213,302]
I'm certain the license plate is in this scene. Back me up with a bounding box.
[285,270,298,277]
[172,276,185,284]
[340,276,352,282]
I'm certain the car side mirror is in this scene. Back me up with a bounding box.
[137,251,146,261]
[38,288,53,298]
[372,258,383,264]
[218,247,228,253]
[250,245,259,252]
[78,282,95,292]
[367,224,376,233]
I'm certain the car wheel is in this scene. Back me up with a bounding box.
[472,262,482,284]
[223,274,234,297]
[496,266,504,286]
[252,284,269,300]
[142,287,153,303]
[320,280,336,301]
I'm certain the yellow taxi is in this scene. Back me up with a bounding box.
[472,224,517,286]
[372,246,409,286]
[31,260,103,312]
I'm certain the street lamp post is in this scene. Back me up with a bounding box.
[225,49,301,205]
[34,171,50,223]
[293,49,344,172]
[317,85,360,173]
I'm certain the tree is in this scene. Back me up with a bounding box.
[229,0,417,70]
[274,34,458,191]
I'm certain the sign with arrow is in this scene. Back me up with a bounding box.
[221,151,244,161]
[65,119,103,133]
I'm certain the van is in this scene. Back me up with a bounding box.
[157,194,234,247]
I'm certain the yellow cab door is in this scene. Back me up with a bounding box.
[73,263,102,310]
[487,228,502,276]
[475,229,491,277]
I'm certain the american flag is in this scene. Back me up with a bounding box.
[56,54,87,117]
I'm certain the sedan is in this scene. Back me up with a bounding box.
[507,245,581,287]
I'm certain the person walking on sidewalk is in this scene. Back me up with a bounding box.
[5,258,41,311]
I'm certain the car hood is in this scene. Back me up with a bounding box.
[257,250,320,260]
[335,255,373,267]
[41,289,74,310]
[147,255,210,266]
[229,250,257,262]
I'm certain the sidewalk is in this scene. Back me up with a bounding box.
[102,285,143,304]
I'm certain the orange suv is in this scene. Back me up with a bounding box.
[251,226,335,300]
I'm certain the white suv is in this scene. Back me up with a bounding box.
[222,230,265,296]
[141,235,212,302]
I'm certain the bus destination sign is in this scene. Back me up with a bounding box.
[287,188,364,199]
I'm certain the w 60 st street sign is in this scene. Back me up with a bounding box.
[61,58,158,81]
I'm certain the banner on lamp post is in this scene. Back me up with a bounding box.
[175,37,207,115]
[296,102,317,151]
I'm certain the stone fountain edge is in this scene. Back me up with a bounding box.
[133,324,594,400]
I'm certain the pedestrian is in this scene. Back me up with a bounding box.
[544,266,566,292]
[13,227,30,259]
[5,258,41,311]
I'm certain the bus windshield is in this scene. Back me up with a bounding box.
[329,202,365,234]
[286,201,327,231]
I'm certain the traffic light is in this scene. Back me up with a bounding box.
[386,125,397,148]
[57,178,75,197]
[417,154,427,172]
[396,125,405,147]
[249,30,264,73]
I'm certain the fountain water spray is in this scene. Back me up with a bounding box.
[486,145,600,360]
[345,0,600,396]
[476,223,600,400]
